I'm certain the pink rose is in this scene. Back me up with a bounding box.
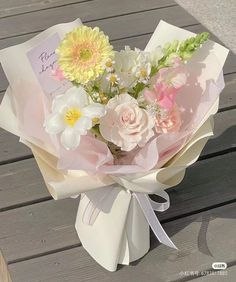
[155,104,182,134]
[99,94,155,151]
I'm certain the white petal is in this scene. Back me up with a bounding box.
[65,86,88,108]
[60,127,80,150]
[74,117,92,134]
[44,113,65,134]
[106,93,136,109]
[52,95,68,113]
[82,103,105,118]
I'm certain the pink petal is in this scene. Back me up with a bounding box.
[158,90,176,110]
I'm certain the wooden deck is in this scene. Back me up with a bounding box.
[0,1,236,281]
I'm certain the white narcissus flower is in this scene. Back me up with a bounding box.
[99,93,155,152]
[44,86,105,150]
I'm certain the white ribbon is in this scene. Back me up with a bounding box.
[134,192,177,249]
[82,178,178,250]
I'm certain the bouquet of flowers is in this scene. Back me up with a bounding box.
[0,19,228,271]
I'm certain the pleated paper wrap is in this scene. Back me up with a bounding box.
[0,20,228,271]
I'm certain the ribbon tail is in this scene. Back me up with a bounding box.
[134,192,178,250]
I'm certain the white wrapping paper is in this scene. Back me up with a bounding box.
[0,20,228,271]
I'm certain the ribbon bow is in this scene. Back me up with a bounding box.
[82,174,178,250]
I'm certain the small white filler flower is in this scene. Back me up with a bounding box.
[44,86,105,150]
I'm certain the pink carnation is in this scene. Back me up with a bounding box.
[155,104,182,134]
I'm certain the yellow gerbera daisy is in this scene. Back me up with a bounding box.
[56,25,114,85]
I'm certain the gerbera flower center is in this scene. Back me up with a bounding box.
[79,48,93,61]
[64,108,82,126]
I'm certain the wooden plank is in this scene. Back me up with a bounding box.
[0,21,223,51]
[0,131,31,165]
[0,0,178,40]
[0,152,236,264]
[7,202,236,282]
[219,73,236,110]
[0,250,12,282]
[0,0,94,18]
[160,152,236,221]
[202,108,236,157]
[0,158,50,211]
[0,199,79,263]
[112,24,222,50]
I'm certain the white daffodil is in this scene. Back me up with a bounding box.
[44,86,105,150]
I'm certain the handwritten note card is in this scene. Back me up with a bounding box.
[27,33,71,98]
